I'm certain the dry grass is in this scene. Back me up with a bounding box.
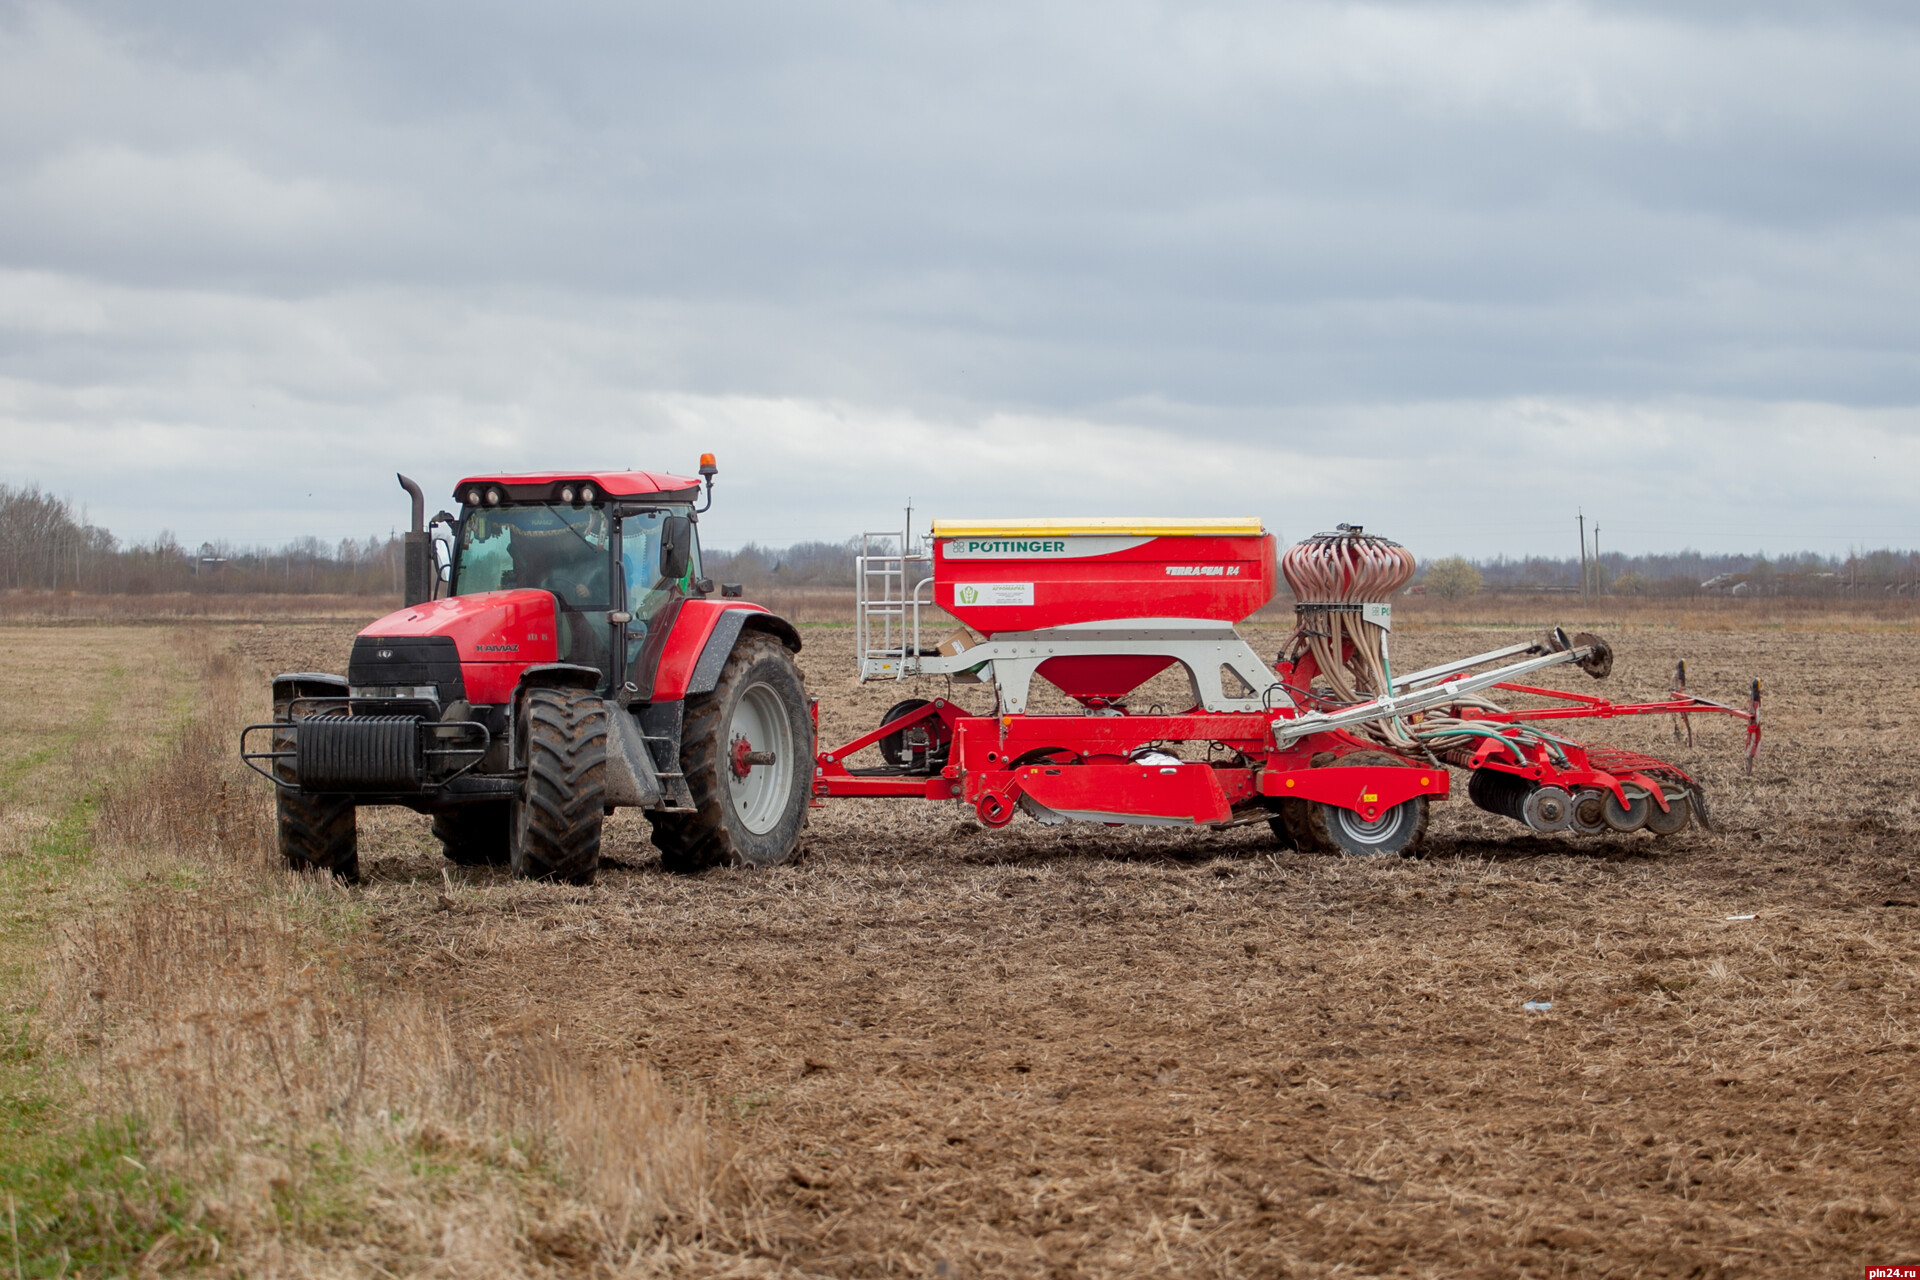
[2,628,760,1278]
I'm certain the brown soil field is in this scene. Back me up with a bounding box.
[206,611,1920,1278]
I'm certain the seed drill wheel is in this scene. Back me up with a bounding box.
[879,698,950,771]
[653,633,812,874]
[509,687,608,885]
[433,802,511,866]
[1302,750,1431,858]
[1265,799,1306,850]
[271,698,358,881]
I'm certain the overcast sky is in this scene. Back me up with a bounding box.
[2,0,1916,559]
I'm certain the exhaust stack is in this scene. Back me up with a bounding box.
[398,474,433,606]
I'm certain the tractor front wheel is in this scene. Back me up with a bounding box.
[653,633,812,873]
[272,698,357,880]
[509,688,608,885]
[277,790,358,880]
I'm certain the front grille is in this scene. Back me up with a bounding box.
[348,635,466,702]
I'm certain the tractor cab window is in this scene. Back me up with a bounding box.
[619,509,700,670]
[455,504,614,604]
[454,504,616,673]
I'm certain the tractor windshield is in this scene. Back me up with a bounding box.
[455,503,618,674]
[454,504,614,606]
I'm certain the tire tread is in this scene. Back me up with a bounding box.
[511,688,607,884]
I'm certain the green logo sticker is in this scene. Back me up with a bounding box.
[958,585,979,604]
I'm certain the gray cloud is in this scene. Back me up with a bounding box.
[0,0,1915,557]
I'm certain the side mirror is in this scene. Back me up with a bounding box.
[721,583,744,598]
[694,577,714,595]
[660,514,693,581]
[432,538,453,592]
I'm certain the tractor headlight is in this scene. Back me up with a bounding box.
[580,484,596,503]
[560,484,576,504]
[466,487,482,505]
[485,487,502,506]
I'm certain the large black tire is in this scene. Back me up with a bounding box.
[272,699,357,881]
[433,802,511,866]
[509,688,608,885]
[653,633,812,873]
[276,790,359,881]
[1302,750,1431,858]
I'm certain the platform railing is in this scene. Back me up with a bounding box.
[855,531,933,680]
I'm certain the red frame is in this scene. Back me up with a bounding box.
[813,672,1758,830]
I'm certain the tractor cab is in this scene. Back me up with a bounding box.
[444,473,708,694]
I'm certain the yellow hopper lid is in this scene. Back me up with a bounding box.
[931,516,1265,538]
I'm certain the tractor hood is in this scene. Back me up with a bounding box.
[359,590,560,704]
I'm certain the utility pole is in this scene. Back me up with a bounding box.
[1577,511,1588,602]
[1594,524,1602,596]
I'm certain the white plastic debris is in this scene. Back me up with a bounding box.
[1726,914,1756,921]
[1523,1000,1553,1012]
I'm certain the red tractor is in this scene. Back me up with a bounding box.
[244,459,812,883]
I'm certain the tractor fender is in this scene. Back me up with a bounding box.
[514,662,604,694]
[653,601,802,701]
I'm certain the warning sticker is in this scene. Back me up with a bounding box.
[952,583,1035,607]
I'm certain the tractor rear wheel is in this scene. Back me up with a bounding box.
[433,802,511,866]
[509,688,608,885]
[653,633,812,873]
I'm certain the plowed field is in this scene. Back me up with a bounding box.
[236,618,1920,1278]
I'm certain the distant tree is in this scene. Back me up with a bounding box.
[1611,570,1648,596]
[1423,557,1482,599]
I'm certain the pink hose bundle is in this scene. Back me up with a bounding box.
[1281,525,1416,701]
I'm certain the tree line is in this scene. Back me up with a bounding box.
[1419,548,1920,599]
[0,483,409,595]
[4,481,1914,600]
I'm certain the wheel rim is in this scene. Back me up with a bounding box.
[727,680,796,835]
[1328,802,1413,855]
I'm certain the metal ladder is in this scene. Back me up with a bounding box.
[855,528,933,681]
